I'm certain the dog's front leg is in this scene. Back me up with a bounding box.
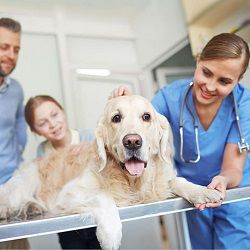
[170,177,223,205]
[55,182,122,250]
[92,192,122,250]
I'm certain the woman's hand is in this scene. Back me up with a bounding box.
[195,175,227,211]
[109,86,131,99]
[207,175,228,200]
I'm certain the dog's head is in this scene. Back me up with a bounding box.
[95,95,173,176]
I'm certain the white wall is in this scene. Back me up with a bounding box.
[67,36,138,71]
[133,0,188,68]
[131,0,188,99]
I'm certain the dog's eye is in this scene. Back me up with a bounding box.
[112,114,122,123]
[142,113,151,122]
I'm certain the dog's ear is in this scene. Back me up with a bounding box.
[95,118,107,171]
[157,113,173,165]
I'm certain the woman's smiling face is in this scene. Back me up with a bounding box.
[193,57,244,107]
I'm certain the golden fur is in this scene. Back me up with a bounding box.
[0,95,222,250]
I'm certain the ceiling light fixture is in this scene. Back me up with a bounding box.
[76,68,111,76]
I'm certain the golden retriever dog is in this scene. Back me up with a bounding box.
[0,95,222,250]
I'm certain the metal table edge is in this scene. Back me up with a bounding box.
[0,186,249,241]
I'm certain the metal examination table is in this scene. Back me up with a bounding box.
[0,186,250,242]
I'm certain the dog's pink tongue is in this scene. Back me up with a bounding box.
[125,161,144,175]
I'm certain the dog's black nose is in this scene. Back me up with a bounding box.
[123,134,142,150]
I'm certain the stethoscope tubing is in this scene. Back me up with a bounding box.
[179,82,200,163]
[179,81,249,164]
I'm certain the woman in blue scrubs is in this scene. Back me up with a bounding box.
[110,33,250,249]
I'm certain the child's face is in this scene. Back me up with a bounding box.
[33,101,68,142]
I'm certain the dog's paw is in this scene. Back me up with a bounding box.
[190,186,223,204]
[96,219,122,250]
[26,202,44,218]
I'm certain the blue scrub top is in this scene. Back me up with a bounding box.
[152,79,250,186]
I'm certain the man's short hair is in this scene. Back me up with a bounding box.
[0,17,21,32]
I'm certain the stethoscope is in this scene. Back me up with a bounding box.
[179,81,250,164]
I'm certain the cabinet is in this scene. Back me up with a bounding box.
[182,0,250,56]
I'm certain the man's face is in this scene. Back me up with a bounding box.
[0,27,20,78]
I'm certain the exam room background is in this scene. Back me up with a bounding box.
[0,0,250,249]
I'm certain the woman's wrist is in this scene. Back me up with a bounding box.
[216,175,229,188]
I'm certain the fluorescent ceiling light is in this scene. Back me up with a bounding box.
[76,68,111,76]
